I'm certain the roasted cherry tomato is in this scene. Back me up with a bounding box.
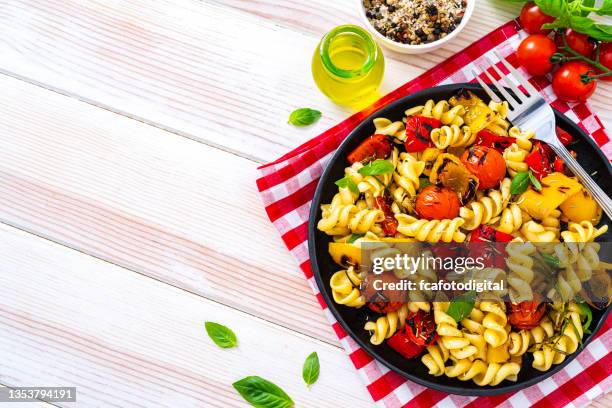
[525,142,553,180]
[555,29,596,57]
[405,311,438,346]
[519,2,555,34]
[363,272,405,314]
[594,42,612,82]
[517,34,557,76]
[461,146,506,190]
[469,225,513,269]
[415,185,461,220]
[475,129,516,152]
[375,196,398,236]
[508,299,546,330]
[556,126,573,146]
[387,326,425,359]
[404,116,440,152]
[552,61,597,102]
[347,134,392,164]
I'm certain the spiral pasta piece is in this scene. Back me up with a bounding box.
[433,302,477,360]
[507,317,554,357]
[460,178,511,230]
[506,241,536,302]
[364,303,412,345]
[405,99,466,126]
[561,221,608,243]
[393,152,425,197]
[395,214,466,243]
[373,117,405,136]
[349,204,385,234]
[519,221,558,243]
[497,204,523,234]
[430,125,476,149]
[318,192,358,236]
[509,126,535,151]
[330,267,365,308]
[480,301,508,348]
[421,343,450,376]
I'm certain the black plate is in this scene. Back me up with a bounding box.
[308,83,612,396]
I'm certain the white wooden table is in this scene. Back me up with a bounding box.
[0,1,609,407]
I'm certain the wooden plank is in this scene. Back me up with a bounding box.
[0,223,373,407]
[0,73,341,345]
[0,0,608,166]
[0,0,413,163]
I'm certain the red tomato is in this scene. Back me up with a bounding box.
[525,142,553,180]
[347,134,392,164]
[404,116,440,152]
[374,196,398,236]
[519,2,555,34]
[555,126,573,146]
[405,311,438,346]
[470,225,514,244]
[460,146,506,190]
[594,42,612,82]
[554,29,596,57]
[508,300,546,330]
[387,326,425,359]
[552,61,597,102]
[415,185,461,220]
[517,34,557,76]
[552,150,577,175]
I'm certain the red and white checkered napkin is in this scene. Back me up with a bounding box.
[256,20,612,408]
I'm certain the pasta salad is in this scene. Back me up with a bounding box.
[317,89,610,386]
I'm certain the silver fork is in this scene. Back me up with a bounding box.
[473,50,612,221]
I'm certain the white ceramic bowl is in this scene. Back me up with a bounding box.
[357,0,475,54]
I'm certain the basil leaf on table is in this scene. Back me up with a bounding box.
[204,321,237,348]
[446,290,477,323]
[510,171,531,194]
[302,352,320,387]
[358,159,395,176]
[288,108,321,127]
[233,376,294,408]
[335,176,360,195]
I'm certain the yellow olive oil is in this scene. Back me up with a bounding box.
[312,25,385,108]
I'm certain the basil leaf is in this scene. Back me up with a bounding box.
[358,159,394,175]
[446,290,477,322]
[233,376,294,408]
[288,108,321,127]
[542,253,561,268]
[535,0,566,17]
[582,0,596,16]
[335,176,359,195]
[205,322,237,348]
[576,303,593,334]
[302,352,320,387]
[528,171,542,191]
[510,172,531,194]
[347,233,365,244]
[419,178,433,189]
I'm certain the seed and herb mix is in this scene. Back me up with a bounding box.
[363,0,467,45]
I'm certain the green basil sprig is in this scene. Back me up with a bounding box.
[302,352,320,387]
[542,253,561,268]
[347,233,365,244]
[205,322,237,349]
[288,108,321,127]
[446,290,477,322]
[335,176,359,195]
[510,171,541,194]
[358,159,395,175]
[233,376,294,408]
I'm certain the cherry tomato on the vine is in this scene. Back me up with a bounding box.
[552,61,597,102]
[595,42,612,82]
[517,34,557,76]
[554,29,596,57]
[415,185,461,220]
[519,2,555,34]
